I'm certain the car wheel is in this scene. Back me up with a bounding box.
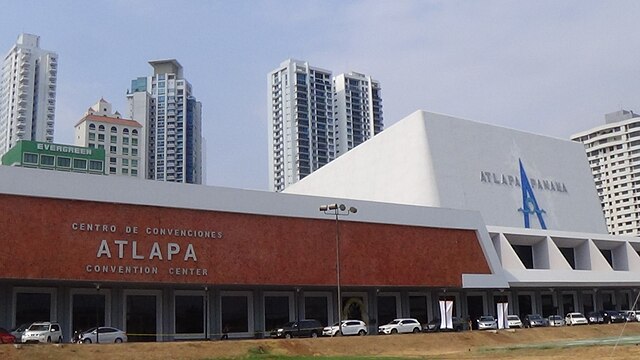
[284,333,292,339]
[83,338,91,344]
[413,327,420,333]
[358,330,366,336]
[47,336,51,343]
[390,329,398,335]
[115,338,123,343]
[310,332,318,338]
[57,337,62,343]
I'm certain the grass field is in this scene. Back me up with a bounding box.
[2,322,640,359]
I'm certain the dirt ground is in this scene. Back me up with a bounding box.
[3,323,640,359]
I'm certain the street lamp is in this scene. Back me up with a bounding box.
[95,284,100,344]
[319,203,357,336]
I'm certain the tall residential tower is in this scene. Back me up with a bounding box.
[127,59,202,184]
[0,34,58,157]
[268,59,383,192]
[571,110,640,236]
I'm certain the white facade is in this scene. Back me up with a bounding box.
[334,72,383,156]
[268,60,384,192]
[75,99,144,178]
[285,110,607,234]
[571,110,640,236]
[127,59,202,184]
[0,34,57,157]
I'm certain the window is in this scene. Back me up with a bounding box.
[122,159,129,166]
[122,147,129,155]
[131,159,138,168]
[111,126,117,133]
[123,137,129,145]
[132,138,138,146]
[175,294,204,335]
[110,135,117,144]
[73,158,87,170]
[110,158,116,164]
[98,134,105,142]
[109,167,116,174]
[40,155,55,167]
[98,125,105,131]
[131,169,138,176]
[132,148,138,156]
[23,153,38,164]
[57,157,71,168]
[110,146,116,154]
[98,144,104,149]
[123,128,129,135]
[122,168,128,175]
[132,129,138,136]
[89,160,103,171]
[89,123,96,130]
[88,132,96,141]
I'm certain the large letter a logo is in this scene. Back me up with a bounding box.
[517,159,547,229]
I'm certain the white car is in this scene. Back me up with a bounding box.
[78,326,127,343]
[476,316,498,330]
[22,322,63,343]
[548,315,565,326]
[565,312,588,326]
[506,315,523,328]
[323,320,367,336]
[378,318,421,335]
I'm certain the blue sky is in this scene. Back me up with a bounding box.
[2,0,640,190]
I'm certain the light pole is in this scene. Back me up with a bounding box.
[319,203,357,336]
[95,284,100,344]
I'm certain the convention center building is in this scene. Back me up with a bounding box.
[1,110,639,341]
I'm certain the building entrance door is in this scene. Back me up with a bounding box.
[126,294,159,342]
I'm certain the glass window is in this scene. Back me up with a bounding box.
[221,296,248,333]
[88,143,95,148]
[304,296,328,327]
[23,153,38,164]
[132,148,138,156]
[131,169,138,176]
[111,126,117,133]
[110,146,117,154]
[110,157,116,164]
[110,135,117,144]
[73,158,87,170]
[89,160,103,171]
[72,294,105,335]
[132,129,138,136]
[123,137,129,145]
[40,155,54,166]
[175,295,204,334]
[131,159,138,168]
[132,138,138,146]
[98,125,105,131]
[109,167,116,174]
[89,123,96,130]
[122,159,129,166]
[57,157,71,168]
[264,296,290,332]
[122,147,129,155]
[16,292,51,325]
[98,144,104,149]
[122,168,129,175]
[88,132,96,141]
[98,134,105,142]
[123,128,129,135]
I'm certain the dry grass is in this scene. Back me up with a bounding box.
[2,323,640,359]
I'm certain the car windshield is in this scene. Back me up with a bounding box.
[388,320,400,325]
[549,315,560,320]
[281,322,295,328]
[507,316,519,320]
[28,324,49,331]
[12,324,29,332]
[479,316,494,321]
[530,315,542,320]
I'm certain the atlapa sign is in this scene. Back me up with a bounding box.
[71,222,223,277]
[480,159,567,230]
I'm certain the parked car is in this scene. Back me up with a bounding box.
[565,312,588,326]
[476,316,497,330]
[547,315,565,327]
[270,319,324,339]
[10,323,30,343]
[523,314,546,328]
[587,311,604,324]
[0,328,16,344]
[378,318,421,335]
[423,317,466,332]
[22,322,63,343]
[506,315,523,328]
[600,310,625,324]
[619,310,637,322]
[322,320,367,336]
[77,327,127,343]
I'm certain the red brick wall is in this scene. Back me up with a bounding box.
[0,194,491,287]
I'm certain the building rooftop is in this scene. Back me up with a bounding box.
[75,114,142,128]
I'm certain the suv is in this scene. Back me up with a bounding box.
[270,319,323,339]
[22,322,63,343]
[378,318,421,335]
[600,310,625,324]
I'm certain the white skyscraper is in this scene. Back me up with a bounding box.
[127,59,202,184]
[75,98,145,178]
[333,72,383,157]
[0,34,57,158]
[268,59,383,192]
[571,110,640,236]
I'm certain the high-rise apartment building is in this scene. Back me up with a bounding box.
[571,110,640,236]
[268,59,383,192]
[75,98,144,178]
[127,59,202,184]
[0,34,58,158]
[333,72,383,156]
